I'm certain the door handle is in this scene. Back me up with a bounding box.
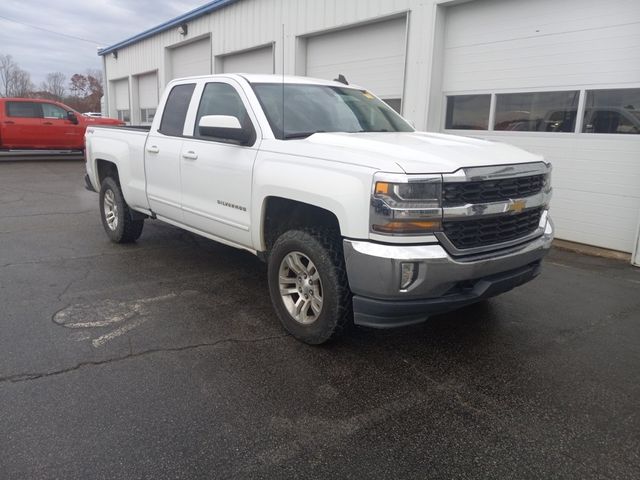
[43,122,53,125]
[182,151,198,160]
[146,145,159,154]
[4,121,14,125]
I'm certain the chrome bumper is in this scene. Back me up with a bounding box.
[343,214,554,327]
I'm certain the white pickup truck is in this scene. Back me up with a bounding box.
[85,74,553,344]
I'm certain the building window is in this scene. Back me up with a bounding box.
[383,98,402,114]
[117,110,130,123]
[494,91,579,132]
[583,88,640,134]
[140,108,156,124]
[445,95,491,130]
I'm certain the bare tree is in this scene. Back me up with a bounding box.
[0,54,34,98]
[8,69,34,97]
[0,54,18,97]
[41,72,66,99]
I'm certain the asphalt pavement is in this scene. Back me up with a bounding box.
[1,161,639,479]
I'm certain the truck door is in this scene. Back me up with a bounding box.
[2,101,46,149]
[41,102,82,149]
[179,80,259,246]
[144,82,197,222]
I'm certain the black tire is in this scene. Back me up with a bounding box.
[99,176,144,243]
[268,229,352,344]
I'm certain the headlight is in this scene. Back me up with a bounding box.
[374,182,441,208]
[543,170,552,193]
[370,175,442,236]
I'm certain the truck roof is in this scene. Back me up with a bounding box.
[169,73,365,90]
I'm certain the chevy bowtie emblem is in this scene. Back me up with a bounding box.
[509,200,526,213]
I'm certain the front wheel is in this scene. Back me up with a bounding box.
[99,177,144,243]
[268,230,352,344]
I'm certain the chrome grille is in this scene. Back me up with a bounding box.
[442,208,543,250]
[442,175,545,207]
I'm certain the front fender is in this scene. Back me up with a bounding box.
[251,153,374,250]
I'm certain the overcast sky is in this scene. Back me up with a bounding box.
[0,0,209,86]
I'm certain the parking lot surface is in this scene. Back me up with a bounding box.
[1,161,639,479]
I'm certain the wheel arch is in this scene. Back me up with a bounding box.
[260,196,343,253]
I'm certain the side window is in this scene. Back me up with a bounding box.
[445,95,491,130]
[6,102,43,118]
[42,103,68,119]
[583,88,640,134]
[194,82,254,140]
[494,91,579,132]
[159,83,196,136]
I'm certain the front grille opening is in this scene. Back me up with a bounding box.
[443,175,545,207]
[443,207,543,250]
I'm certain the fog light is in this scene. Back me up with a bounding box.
[400,262,418,290]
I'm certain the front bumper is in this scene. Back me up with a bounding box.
[344,215,553,328]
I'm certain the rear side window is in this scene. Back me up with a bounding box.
[6,102,43,118]
[159,83,195,136]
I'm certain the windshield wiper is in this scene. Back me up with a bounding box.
[283,131,325,139]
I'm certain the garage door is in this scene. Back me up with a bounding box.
[441,0,640,253]
[305,16,407,105]
[113,78,129,123]
[170,37,211,79]
[221,45,273,74]
[137,72,158,125]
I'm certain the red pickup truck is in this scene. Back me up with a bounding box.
[0,98,123,151]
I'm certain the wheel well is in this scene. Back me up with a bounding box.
[263,197,341,250]
[96,159,119,186]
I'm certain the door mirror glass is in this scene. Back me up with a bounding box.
[67,111,79,124]
[198,115,250,144]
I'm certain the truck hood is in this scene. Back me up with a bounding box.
[266,132,544,174]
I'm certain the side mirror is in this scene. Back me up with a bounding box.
[198,115,252,145]
[67,111,79,125]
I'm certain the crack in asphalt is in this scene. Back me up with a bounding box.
[0,333,289,385]
[57,268,92,301]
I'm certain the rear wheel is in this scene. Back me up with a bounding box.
[99,177,144,243]
[268,229,352,344]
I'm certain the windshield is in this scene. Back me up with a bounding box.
[251,83,414,139]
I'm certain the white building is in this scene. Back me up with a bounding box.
[99,0,640,264]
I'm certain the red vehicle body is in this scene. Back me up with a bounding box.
[0,98,123,151]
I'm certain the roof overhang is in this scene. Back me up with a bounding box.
[98,0,239,56]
